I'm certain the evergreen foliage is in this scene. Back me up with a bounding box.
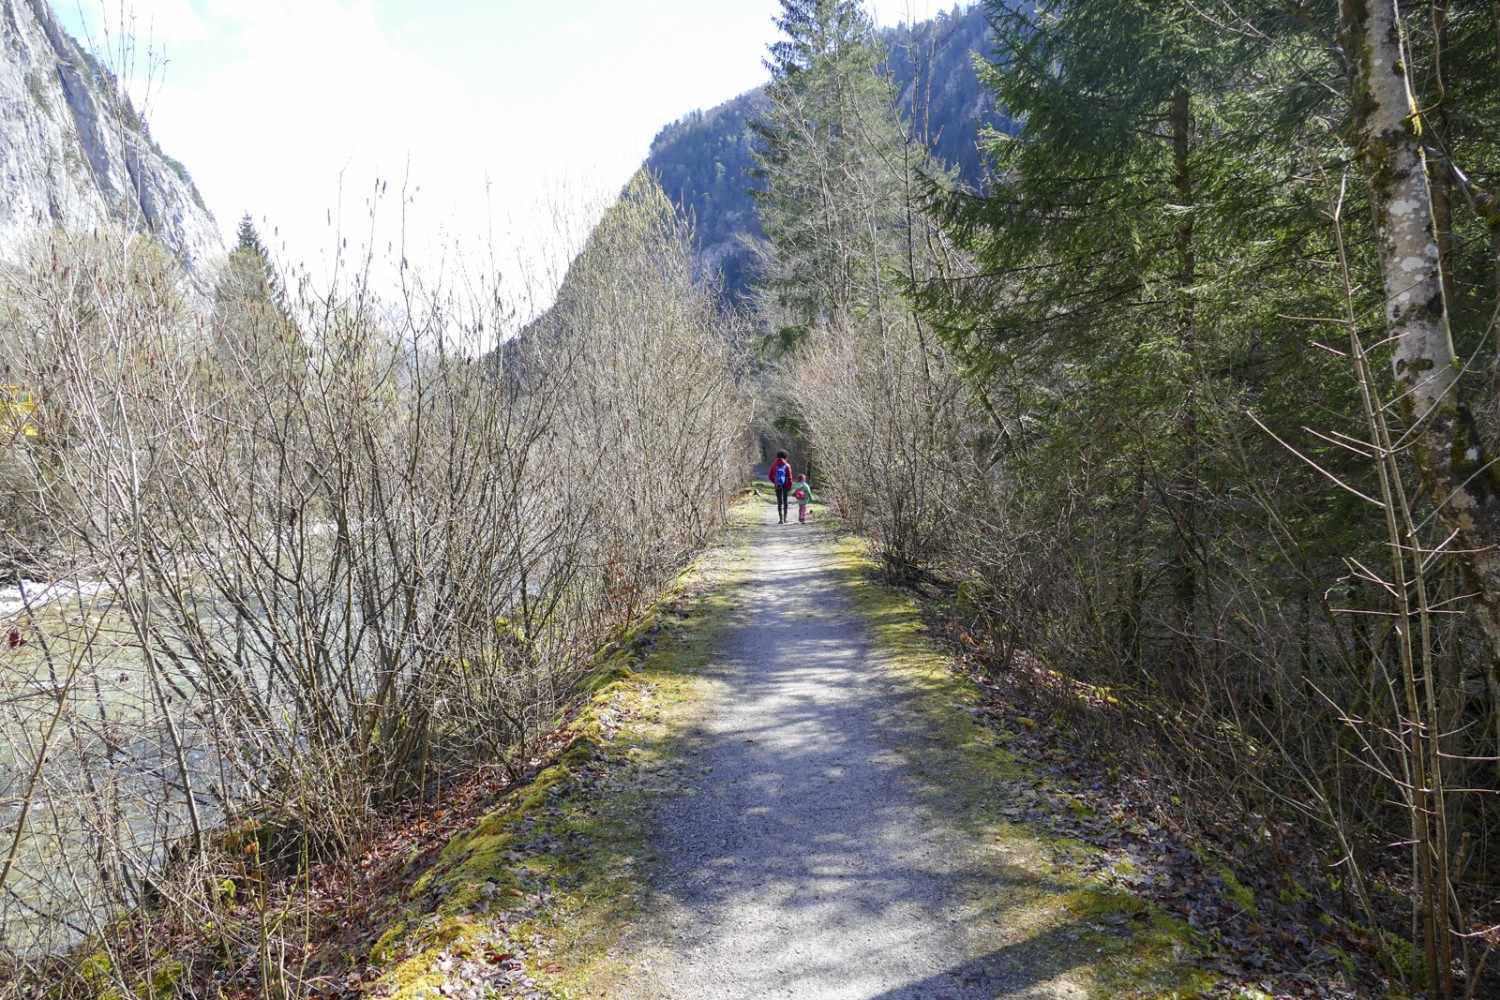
[227,213,279,301]
[925,0,1373,666]
[748,0,909,350]
[642,3,1000,305]
[212,213,294,373]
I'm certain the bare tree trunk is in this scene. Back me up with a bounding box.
[1343,0,1500,692]
[1426,1,1457,316]
[1341,2,1475,994]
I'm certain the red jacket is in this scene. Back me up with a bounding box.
[768,458,793,487]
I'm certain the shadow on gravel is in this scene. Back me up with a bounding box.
[862,919,1111,999]
[621,520,1131,997]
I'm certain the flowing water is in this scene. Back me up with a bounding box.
[0,580,221,955]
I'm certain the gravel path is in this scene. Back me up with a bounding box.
[624,504,1089,999]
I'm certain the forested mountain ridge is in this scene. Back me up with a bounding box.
[644,2,1004,302]
[882,3,1004,183]
[645,90,765,299]
[0,0,221,284]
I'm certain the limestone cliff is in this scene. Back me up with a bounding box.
[0,0,222,282]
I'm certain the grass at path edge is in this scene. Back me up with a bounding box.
[371,498,1222,1000]
[825,531,1220,999]
[367,494,762,999]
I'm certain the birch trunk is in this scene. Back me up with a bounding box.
[1341,3,1477,993]
[1342,0,1500,706]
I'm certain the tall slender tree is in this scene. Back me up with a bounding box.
[212,214,297,380]
[749,0,906,351]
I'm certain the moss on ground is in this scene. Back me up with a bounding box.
[365,497,761,999]
[70,949,185,1000]
[824,532,1218,999]
[1212,861,1260,921]
[367,499,1219,999]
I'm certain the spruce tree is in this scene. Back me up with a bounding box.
[924,1,1380,670]
[749,0,906,351]
[224,213,281,306]
[213,213,296,377]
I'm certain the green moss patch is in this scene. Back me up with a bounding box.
[359,497,761,998]
[824,531,1217,999]
[67,949,185,1000]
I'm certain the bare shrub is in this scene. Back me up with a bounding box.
[785,314,980,582]
[0,171,748,985]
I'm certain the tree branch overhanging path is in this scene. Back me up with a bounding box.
[609,499,1193,999]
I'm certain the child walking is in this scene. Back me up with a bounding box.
[792,473,814,523]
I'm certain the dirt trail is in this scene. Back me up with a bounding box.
[618,504,1092,999]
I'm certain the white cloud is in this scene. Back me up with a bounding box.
[557,18,597,39]
[141,0,551,295]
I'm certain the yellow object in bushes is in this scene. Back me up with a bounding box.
[2,386,39,439]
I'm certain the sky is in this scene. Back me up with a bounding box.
[54,0,949,312]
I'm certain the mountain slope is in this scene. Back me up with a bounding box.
[0,0,221,282]
[643,2,1007,303]
[644,89,765,300]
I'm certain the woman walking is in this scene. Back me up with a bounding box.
[768,451,793,524]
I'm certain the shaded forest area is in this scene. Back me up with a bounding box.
[749,1,1500,997]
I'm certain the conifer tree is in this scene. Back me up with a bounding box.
[223,213,280,306]
[929,0,1284,668]
[749,0,906,351]
[212,214,296,377]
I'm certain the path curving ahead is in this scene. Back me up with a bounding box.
[620,502,1092,1000]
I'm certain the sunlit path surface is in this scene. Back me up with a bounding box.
[623,503,1088,999]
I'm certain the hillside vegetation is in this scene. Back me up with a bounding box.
[1,1,1498,998]
[646,1,1006,304]
[750,1,1500,997]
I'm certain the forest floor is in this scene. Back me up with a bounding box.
[168,490,1393,1000]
